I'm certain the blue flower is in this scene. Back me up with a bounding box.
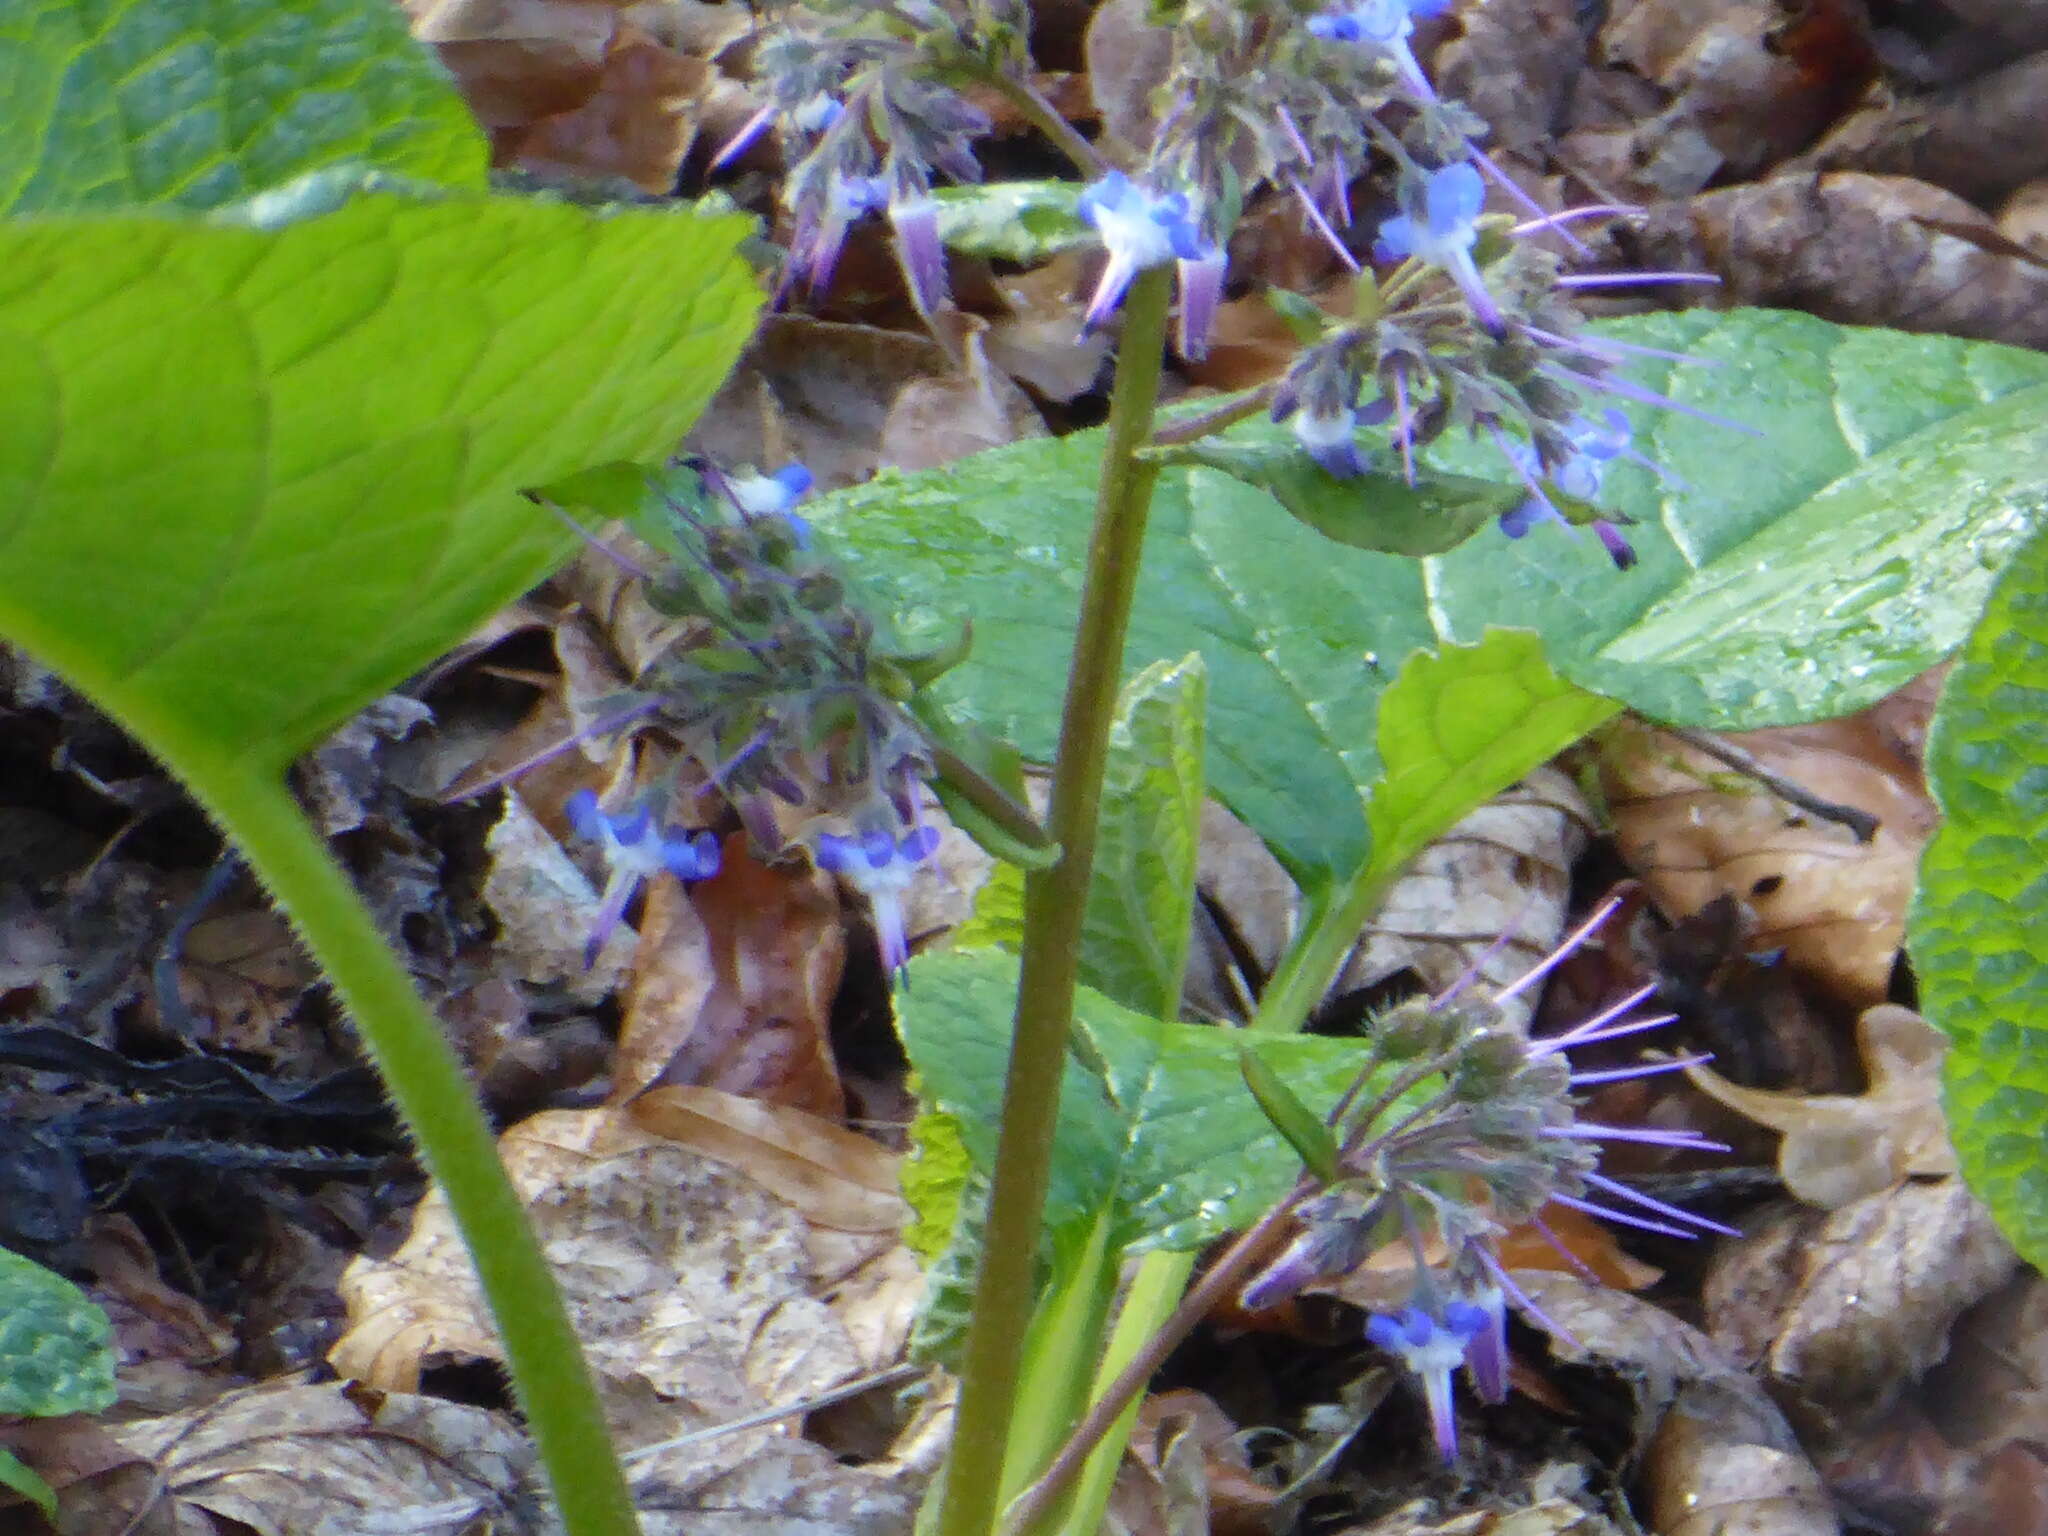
[727,462,814,526]
[1076,172,1207,334]
[1365,1301,1492,1461]
[1176,245,1227,361]
[1376,162,1502,334]
[1496,412,1639,568]
[812,825,944,974]
[566,789,722,967]
[1291,404,1368,479]
[1307,0,1452,96]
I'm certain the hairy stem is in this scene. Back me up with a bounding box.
[934,265,1174,1536]
[981,69,1106,178]
[200,764,639,1536]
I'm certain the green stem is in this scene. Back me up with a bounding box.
[979,69,1106,178]
[1004,1209,1122,1509]
[934,264,1174,1536]
[1249,865,1390,1035]
[197,761,638,1536]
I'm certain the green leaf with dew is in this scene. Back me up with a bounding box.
[814,311,2048,888]
[932,180,1088,262]
[1909,520,2048,1269]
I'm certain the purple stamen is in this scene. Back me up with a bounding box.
[1555,271,1722,290]
[1542,1124,1731,1151]
[1567,1053,1712,1086]
[1522,325,1716,368]
[1533,982,1660,1052]
[1471,148,1588,255]
[1570,368,1765,436]
[1582,1171,1741,1237]
[1290,179,1362,271]
[1496,894,1621,1001]
[1550,1193,1694,1239]
[1510,204,1643,238]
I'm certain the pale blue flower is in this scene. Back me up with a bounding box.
[813,825,944,973]
[1076,171,1207,333]
[1376,161,1502,333]
[566,789,722,966]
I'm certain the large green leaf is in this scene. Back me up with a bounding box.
[1909,521,2048,1269]
[898,948,1387,1255]
[815,311,2048,885]
[0,193,761,773]
[0,0,484,215]
[961,656,1208,1016]
[0,1247,115,1418]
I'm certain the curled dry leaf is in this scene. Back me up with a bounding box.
[80,1213,235,1418]
[1335,766,1595,1035]
[1790,51,2048,207]
[1516,1275,1838,1536]
[505,21,711,194]
[984,260,1114,402]
[1610,172,2048,347]
[1109,1389,1279,1536]
[689,316,1044,491]
[1602,714,1936,1004]
[331,1097,918,1448]
[878,314,1050,472]
[613,838,847,1117]
[483,788,633,1001]
[1683,1004,1956,1210]
[103,1379,539,1536]
[1927,1270,2048,1452]
[1703,1180,2019,1437]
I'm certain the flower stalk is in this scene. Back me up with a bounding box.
[934,264,1175,1536]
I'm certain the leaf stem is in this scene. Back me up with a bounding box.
[934,265,1174,1536]
[1149,385,1274,449]
[198,762,639,1536]
[979,70,1107,179]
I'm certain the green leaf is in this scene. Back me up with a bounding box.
[814,311,2048,886]
[0,1247,115,1418]
[1909,521,2048,1269]
[0,193,761,775]
[1368,630,1619,884]
[0,0,486,215]
[1148,435,1524,558]
[897,948,1388,1254]
[932,180,1088,262]
[960,657,1208,1015]
[0,1447,56,1522]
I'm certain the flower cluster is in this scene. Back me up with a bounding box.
[711,8,998,314]
[547,461,947,976]
[1064,0,1728,568]
[1240,903,1734,1461]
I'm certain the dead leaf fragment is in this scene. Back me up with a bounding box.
[1704,1181,2019,1437]
[332,1100,915,1447]
[613,839,846,1115]
[1610,172,2048,347]
[102,1379,539,1536]
[1683,1004,1955,1209]
[1603,714,1936,1004]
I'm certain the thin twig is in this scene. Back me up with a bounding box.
[1665,725,1881,843]
[623,1365,924,1464]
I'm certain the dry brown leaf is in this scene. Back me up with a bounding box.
[169,905,318,1054]
[1603,714,1936,1004]
[1927,1271,2048,1452]
[1336,766,1595,1034]
[613,837,846,1114]
[483,788,634,1000]
[1517,1275,1839,1535]
[1610,171,2048,347]
[0,1414,159,1534]
[1683,1004,1955,1209]
[100,1379,539,1536]
[1703,1181,2018,1438]
[1791,50,2048,206]
[688,316,1044,490]
[1431,0,1585,162]
[331,1100,916,1448]
[408,0,619,127]
[878,315,1050,471]
[503,21,709,192]
[984,259,1114,402]
[1107,1389,1278,1536]
[80,1214,235,1418]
